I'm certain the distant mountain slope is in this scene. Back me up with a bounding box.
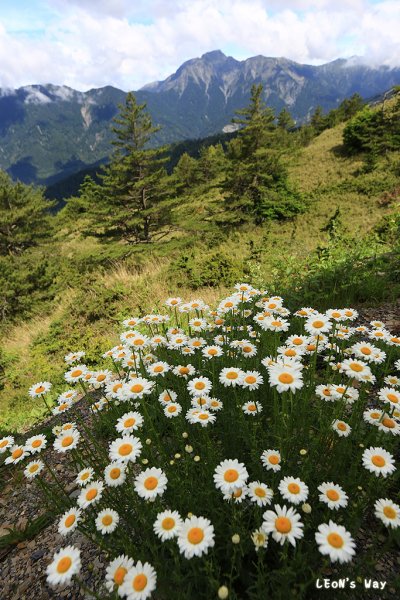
[1,51,400,185]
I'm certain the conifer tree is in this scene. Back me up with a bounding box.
[277,107,295,130]
[223,84,304,225]
[84,92,174,243]
[0,171,53,256]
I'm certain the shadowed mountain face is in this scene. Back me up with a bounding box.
[1,51,400,185]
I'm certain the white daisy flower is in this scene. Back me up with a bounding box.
[362,447,396,477]
[120,561,157,600]
[158,390,178,405]
[76,467,94,487]
[164,403,182,418]
[332,419,351,437]
[378,387,400,409]
[104,462,127,487]
[377,415,400,436]
[305,314,332,335]
[116,411,144,433]
[64,365,87,383]
[153,510,183,541]
[318,482,348,510]
[213,459,249,494]
[315,521,356,563]
[241,371,263,390]
[188,410,216,427]
[262,504,304,546]
[24,434,47,454]
[242,401,263,415]
[387,334,400,347]
[134,467,168,501]
[109,435,143,463]
[147,361,170,377]
[187,376,212,396]
[58,508,81,536]
[315,384,335,401]
[240,342,257,358]
[77,480,104,509]
[105,554,134,594]
[341,359,373,382]
[268,365,303,394]
[173,364,196,378]
[209,398,223,411]
[278,476,309,505]
[64,351,85,364]
[28,381,52,398]
[46,546,81,586]
[248,481,273,507]
[96,508,119,534]
[261,449,282,472]
[165,297,183,308]
[5,445,28,465]
[202,345,224,359]
[223,486,249,504]
[177,515,215,559]
[374,498,400,528]
[0,436,14,454]
[384,375,400,387]
[124,378,154,400]
[363,408,383,426]
[219,367,245,387]
[285,334,309,348]
[24,459,44,479]
[53,429,81,453]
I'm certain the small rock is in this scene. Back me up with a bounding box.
[31,548,46,561]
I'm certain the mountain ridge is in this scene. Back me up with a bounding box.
[1,50,400,185]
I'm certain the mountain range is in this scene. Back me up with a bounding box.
[1,50,400,186]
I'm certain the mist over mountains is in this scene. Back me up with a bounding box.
[1,50,400,186]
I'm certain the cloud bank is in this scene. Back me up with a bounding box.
[0,0,399,91]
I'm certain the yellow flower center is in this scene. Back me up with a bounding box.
[35,386,45,394]
[360,347,371,355]
[114,567,127,586]
[187,527,204,544]
[131,384,144,393]
[133,339,144,346]
[350,362,363,372]
[271,320,282,327]
[245,375,257,384]
[224,469,239,483]
[162,517,175,530]
[268,454,280,465]
[168,406,177,413]
[57,557,72,574]
[153,366,164,373]
[243,346,253,353]
[144,476,158,490]
[254,487,266,497]
[327,533,344,548]
[292,338,303,345]
[118,443,133,456]
[278,373,294,384]
[208,348,218,355]
[326,489,340,501]
[383,506,396,519]
[102,515,113,526]
[62,436,74,447]
[29,464,39,473]
[275,517,292,533]
[371,455,385,467]
[331,312,341,318]
[391,337,400,344]
[0,440,8,448]
[312,320,324,328]
[387,393,398,403]
[133,574,148,592]
[65,515,76,528]
[199,413,209,420]
[337,422,347,432]
[71,369,82,378]
[12,448,23,459]
[226,371,238,380]
[32,439,42,448]
[288,483,300,494]
[195,381,206,389]
[179,367,189,375]
[86,489,98,501]
[124,418,136,428]
[110,468,121,480]
[382,417,395,429]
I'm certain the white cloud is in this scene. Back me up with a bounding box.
[0,0,399,91]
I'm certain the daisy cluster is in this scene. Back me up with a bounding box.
[2,284,400,599]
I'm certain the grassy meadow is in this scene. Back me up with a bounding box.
[1,117,399,432]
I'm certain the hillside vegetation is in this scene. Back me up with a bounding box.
[1,88,399,431]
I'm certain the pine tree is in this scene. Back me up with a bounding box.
[83,92,175,243]
[0,171,53,256]
[277,108,295,130]
[223,85,304,225]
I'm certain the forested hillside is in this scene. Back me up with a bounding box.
[1,86,399,431]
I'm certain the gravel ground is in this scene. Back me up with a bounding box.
[0,301,399,599]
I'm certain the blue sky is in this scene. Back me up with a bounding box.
[0,0,399,90]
